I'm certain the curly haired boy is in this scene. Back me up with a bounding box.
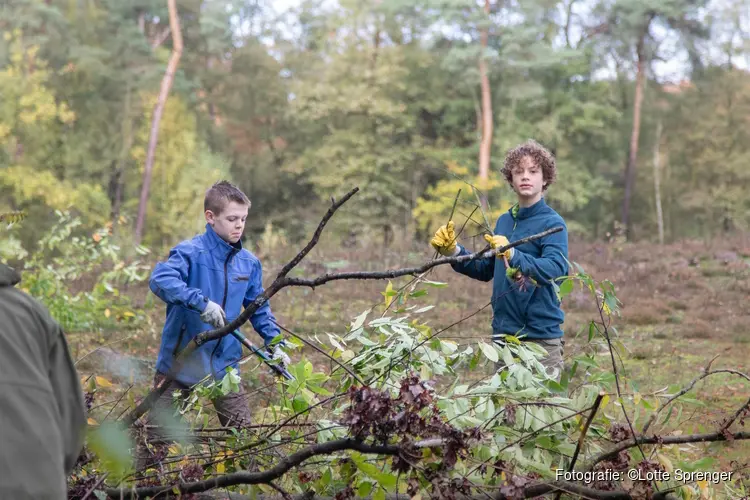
[430,140,569,379]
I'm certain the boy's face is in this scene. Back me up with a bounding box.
[205,201,249,244]
[510,156,544,203]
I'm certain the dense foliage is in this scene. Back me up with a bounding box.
[1,0,749,259]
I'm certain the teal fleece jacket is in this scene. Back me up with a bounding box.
[451,198,568,340]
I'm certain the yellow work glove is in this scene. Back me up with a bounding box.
[430,221,458,256]
[484,234,513,260]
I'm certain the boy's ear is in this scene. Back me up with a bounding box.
[205,210,216,225]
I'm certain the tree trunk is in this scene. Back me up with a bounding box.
[621,32,646,240]
[134,0,183,244]
[477,0,493,198]
[110,82,133,235]
[653,120,664,245]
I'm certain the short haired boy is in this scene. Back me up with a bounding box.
[148,181,289,429]
[430,140,569,379]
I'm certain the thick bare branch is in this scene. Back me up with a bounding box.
[105,438,399,498]
[584,430,750,471]
[276,187,360,279]
[283,227,563,288]
[105,435,643,499]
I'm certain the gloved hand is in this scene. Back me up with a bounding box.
[200,300,226,329]
[484,233,514,260]
[269,344,291,368]
[430,221,459,256]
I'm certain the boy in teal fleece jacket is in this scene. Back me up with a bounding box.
[431,140,568,379]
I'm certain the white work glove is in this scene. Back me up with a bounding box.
[269,344,291,368]
[200,300,226,329]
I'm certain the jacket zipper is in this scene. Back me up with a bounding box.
[211,247,238,376]
[221,248,236,310]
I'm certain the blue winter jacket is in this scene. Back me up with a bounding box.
[451,198,568,340]
[149,224,280,385]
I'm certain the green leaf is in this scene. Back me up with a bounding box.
[479,341,499,363]
[372,488,386,500]
[88,422,134,481]
[409,289,428,298]
[350,310,370,331]
[588,321,596,342]
[358,481,374,497]
[422,280,448,288]
[355,461,397,490]
[414,305,435,314]
[543,379,566,393]
[558,278,574,299]
[382,281,395,308]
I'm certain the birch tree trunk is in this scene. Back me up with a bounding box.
[653,120,664,245]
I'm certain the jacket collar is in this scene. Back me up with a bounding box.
[512,197,548,221]
[204,223,242,257]
[0,263,21,287]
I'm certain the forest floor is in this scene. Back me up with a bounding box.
[71,234,750,478]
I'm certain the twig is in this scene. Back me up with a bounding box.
[593,292,656,490]
[74,333,138,366]
[273,320,365,385]
[276,187,360,279]
[554,393,605,500]
[641,364,750,434]
[81,473,109,500]
[268,481,293,500]
[720,395,750,433]
[584,430,750,471]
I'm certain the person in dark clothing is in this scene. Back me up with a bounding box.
[0,262,86,499]
[431,140,569,379]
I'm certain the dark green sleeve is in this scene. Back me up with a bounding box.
[48,324,86,473]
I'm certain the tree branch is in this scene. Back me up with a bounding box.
[105,438,400,498]
[282,227,563,288]
[276,188,360,279]
[642,362,750,434]
[584,430,750,471]
[104,435,646,499]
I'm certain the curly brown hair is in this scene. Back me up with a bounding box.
[500,139,557,191]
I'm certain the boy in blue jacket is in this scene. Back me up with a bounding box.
[148,180,289,428]
[430,140,568,379]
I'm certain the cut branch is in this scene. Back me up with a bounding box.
[104,436,643,499]
[105,438,400,498]
[283,227,563,288]
[585,430,750,471]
